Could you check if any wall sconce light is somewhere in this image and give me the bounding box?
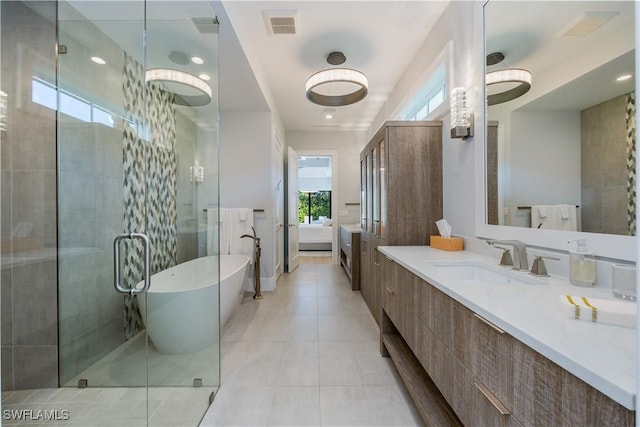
[0,91,8,132]
[190,166,204,183]
[450,87,473,140]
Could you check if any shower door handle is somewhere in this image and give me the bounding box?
[113,233,151,295]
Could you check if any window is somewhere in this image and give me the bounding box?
[298,191,331,224]
[31,76,118,128]
[398,62,446,121]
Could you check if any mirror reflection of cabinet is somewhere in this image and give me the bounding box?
[487,121,499,225]
[359,121,442,325]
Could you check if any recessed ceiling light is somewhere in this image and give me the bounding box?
[325,114,333,120]
[191,56,204,65]
[91,56,106,65]
[199,74,210,81]
[616,74,632,82]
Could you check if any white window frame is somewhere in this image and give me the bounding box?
[394,41,454,122]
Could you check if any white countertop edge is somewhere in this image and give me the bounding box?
[340,224,362,233]
[377,245,636,411]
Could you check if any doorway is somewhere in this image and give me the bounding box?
[295,151,338,265]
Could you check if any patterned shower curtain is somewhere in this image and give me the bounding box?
[122,53,178,339]
[626,91,636,236]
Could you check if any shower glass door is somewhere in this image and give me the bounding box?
[56,1,220,425]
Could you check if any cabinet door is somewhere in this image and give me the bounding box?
[372,146,379,237]
[365,153,372,233]
[381,255,398,326]
[360,158,367,231]
[379,139,386,239]
[370,244,382,325]
[360,232,370,306]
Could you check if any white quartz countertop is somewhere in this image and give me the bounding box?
[377,246,636,410]
[340,224,362,233]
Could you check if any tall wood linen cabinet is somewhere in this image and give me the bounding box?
[360,121,443,325]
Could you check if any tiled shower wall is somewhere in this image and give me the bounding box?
[581,93,630,235]
[1,1,58,390]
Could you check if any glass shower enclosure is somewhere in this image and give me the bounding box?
[55,1,220,425]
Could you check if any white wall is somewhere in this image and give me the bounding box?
[220,111,279,290]
[286,131,368,225]
[505,110,581,227]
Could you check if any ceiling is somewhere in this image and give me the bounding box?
[221,1,450,132]
[485,1,635,112]
[60,1,635,131]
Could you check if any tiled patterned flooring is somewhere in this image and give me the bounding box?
[200,263,421,427]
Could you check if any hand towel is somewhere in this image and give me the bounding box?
[559,294,636,328]
[228,208,254,263]
[558,204,577,231]
[206,208,218,256]
[209,208,230,256]
[239,208,251,221]
[531,205,550,229]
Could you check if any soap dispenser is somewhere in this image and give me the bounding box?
[569,239,596,287]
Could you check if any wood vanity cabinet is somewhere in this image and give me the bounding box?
[339,225,360,290]
[379,256,635,427]
[360,121,442,325]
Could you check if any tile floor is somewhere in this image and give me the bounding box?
[0,262,420,427]
[200,262,422,427]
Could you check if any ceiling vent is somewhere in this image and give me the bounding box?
[262,10,298,35]
[191,17,219,34]
[559,11,619,37]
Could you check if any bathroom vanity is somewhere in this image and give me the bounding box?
[377,246,635,426]
[339,224,361,290]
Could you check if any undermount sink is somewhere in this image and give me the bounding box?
[429,261,547,286]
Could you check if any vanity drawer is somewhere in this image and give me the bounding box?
[340,227,351,258]
[512,339,634,426]
[454,358,523,427]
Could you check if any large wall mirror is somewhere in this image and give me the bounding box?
[481,0,636,261]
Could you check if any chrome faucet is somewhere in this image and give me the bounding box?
[486,240,529,271]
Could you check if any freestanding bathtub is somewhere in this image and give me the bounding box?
[138,254,250,354]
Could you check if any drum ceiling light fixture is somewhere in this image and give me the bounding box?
[485,52,532,106]
[305,51,368,107]
[145,68,212,106]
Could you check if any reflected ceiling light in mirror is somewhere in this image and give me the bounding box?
[486,68,532,106]
[617,74,632,82]
[145,69,212,106]
[91,56,106,65]
[305,52,368,107]
[191,56,204,65]
[199,74,211,81]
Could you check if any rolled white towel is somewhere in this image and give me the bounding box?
[560,294,636,328]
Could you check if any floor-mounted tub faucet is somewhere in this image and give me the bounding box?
[487,239,529,271]
[241,226,263,299]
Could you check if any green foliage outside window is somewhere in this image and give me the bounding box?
[298,191,331,223]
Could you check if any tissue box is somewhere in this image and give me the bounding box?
[430,236,463,251]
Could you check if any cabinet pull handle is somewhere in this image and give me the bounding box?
[473,313,505,334]
[474,381,511,416]
[385,286,395,294]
